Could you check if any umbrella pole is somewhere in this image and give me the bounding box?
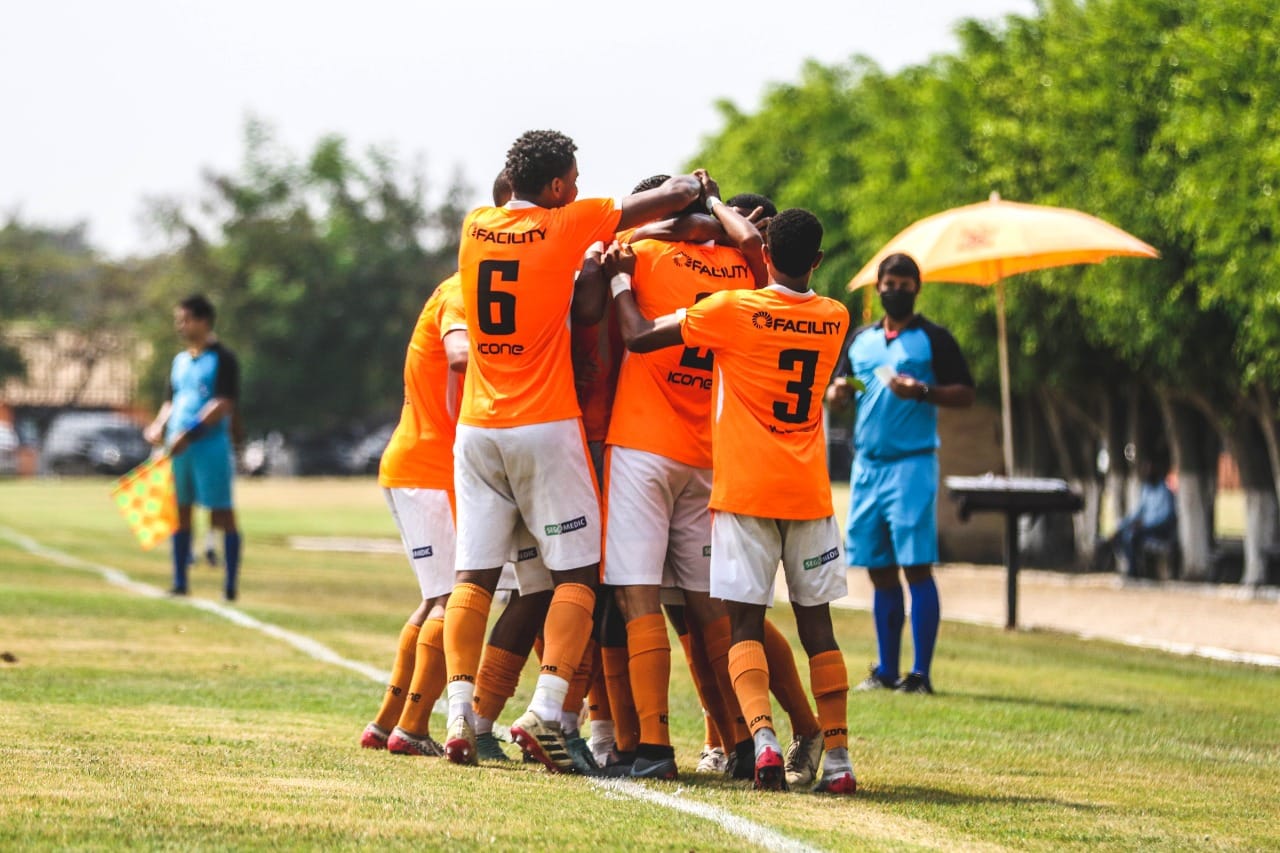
[996,281,1015,476]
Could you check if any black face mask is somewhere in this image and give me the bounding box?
[880,288,916,320]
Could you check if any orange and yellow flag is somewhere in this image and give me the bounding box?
[110,454,178,550]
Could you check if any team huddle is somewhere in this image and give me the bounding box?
[359,129,857,794]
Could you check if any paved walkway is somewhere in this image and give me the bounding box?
[830,564,1280,667]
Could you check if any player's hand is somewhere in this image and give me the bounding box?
[604,240,636,276]
[745,205,772,233]
[168,432,192,457]
[583,240,606,265]
[888,375,925,400]
[693,169,721,203]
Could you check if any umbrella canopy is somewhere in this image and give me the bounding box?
[848,193,1159,289]
[846,193,1159,476]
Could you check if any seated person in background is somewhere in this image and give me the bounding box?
[1113,458,1176,577]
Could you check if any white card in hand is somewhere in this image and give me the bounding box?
[874,365,897,385]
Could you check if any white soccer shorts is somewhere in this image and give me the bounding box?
[709,512,848,607]
[383,487,456,600]
[454,418,601,572]
[602,445,712,592]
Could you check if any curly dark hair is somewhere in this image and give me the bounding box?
[727,192,777,218]
[505,130,577,196]
[765,209,823,277]
[492,170,513,206]
[631,174,670,194]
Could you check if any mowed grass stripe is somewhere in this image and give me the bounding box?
[2,478,1279,850]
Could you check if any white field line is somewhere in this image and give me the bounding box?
[3,526,820,853]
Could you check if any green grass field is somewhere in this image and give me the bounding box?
[2,478,1277,850]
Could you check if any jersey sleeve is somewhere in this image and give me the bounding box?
[679,290,739,351]
[567,198,624,248]
[923,322,975,387]
[213,347,240,400]
[439,285,467,337]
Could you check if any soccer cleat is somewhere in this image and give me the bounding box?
[510,710,573,774]
[387,726,444,757]
[630,755,678,780]
[855,666,897,691]
[813,769,857,795]
[895,672,935,694]
[204,547,219,567]
[475,731,512,762]
[565,734,600,775]
[784,731,824,787]
[444,715,479,766]
[753,745,787,791]
[731,739,755,779]
[696,745,728,774]
[360,722,389,750]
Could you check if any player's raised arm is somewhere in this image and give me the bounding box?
[604,241,685,353]
[570,240,609,326]
[694,170,767,287]
[616,173,702,231]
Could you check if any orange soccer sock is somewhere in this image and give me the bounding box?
[473,644,528,726]
[809,650,850,752]
[763,619,821,737]
[727,640,774,737]
[373,621,421,732]
[397,617,446,737]
[683,623,724,750]
[703,615,751,746]
[443,584,494,699]
[626,613,672,748]
[561,638,599,729]
[601,645,639,753]
[588,644,612,723]
[539,583,596,685]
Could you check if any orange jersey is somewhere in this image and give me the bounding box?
[458,198,622,427]
[571,304,623,442]
[378,274,467,490]
[607,240,753,467]
[679,285,850,519]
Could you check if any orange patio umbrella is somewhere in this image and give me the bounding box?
[848,193,1159,475]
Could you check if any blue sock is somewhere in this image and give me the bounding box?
[224,531,241,599]
[171,530,192,593]
[908,577,941,677]
[872,585,905,682]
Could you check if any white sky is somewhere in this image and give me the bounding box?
[2,0,1035,259]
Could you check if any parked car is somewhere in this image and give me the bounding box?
[346,422,395,475]
[43,412,151,476]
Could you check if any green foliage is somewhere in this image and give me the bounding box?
[151,119,467,432]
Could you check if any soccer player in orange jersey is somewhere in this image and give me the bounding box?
[608,203,856,794]
[443,129,703,772]
[600,174,766,780]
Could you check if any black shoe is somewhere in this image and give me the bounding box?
[204,548,219,567]
[895,672,934,694]
[167,587,188,597]
[855,666,897,691]
[731,739,755,779]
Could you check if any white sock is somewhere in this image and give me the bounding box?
[446,681,475,725]
[559,710,580,733]
[473,715,494,736]
[752,727,781,755]
[590,719,615,755]
[823,746,853,775]
[528,674,570,723]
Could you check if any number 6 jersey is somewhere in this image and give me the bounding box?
[458,198,622,428]
[679,284,850,520]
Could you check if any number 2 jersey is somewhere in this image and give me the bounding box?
[457,198,622,428]
[679,284,850,520]
[607,239,753,468]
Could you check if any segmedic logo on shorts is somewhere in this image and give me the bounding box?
[803,547,840,570]
[412,545,433,559]
[517,546,538,561]
[544,516,588,536]
[702,546,711,557]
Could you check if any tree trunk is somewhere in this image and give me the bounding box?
[1235,411,1280,587]
[1156,391,1218,581]
[1040,389,1102,569]
[1256,384,1280,524]
[1103,390,1129,532]
[1017,395,1077,567]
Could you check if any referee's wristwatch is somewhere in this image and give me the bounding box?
[918,383,931,402]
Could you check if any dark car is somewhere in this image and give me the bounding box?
[43,412,151,476]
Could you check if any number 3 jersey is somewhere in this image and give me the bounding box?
[679,285,849,520]
[607,239,753,468]
[458,198,622,428]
